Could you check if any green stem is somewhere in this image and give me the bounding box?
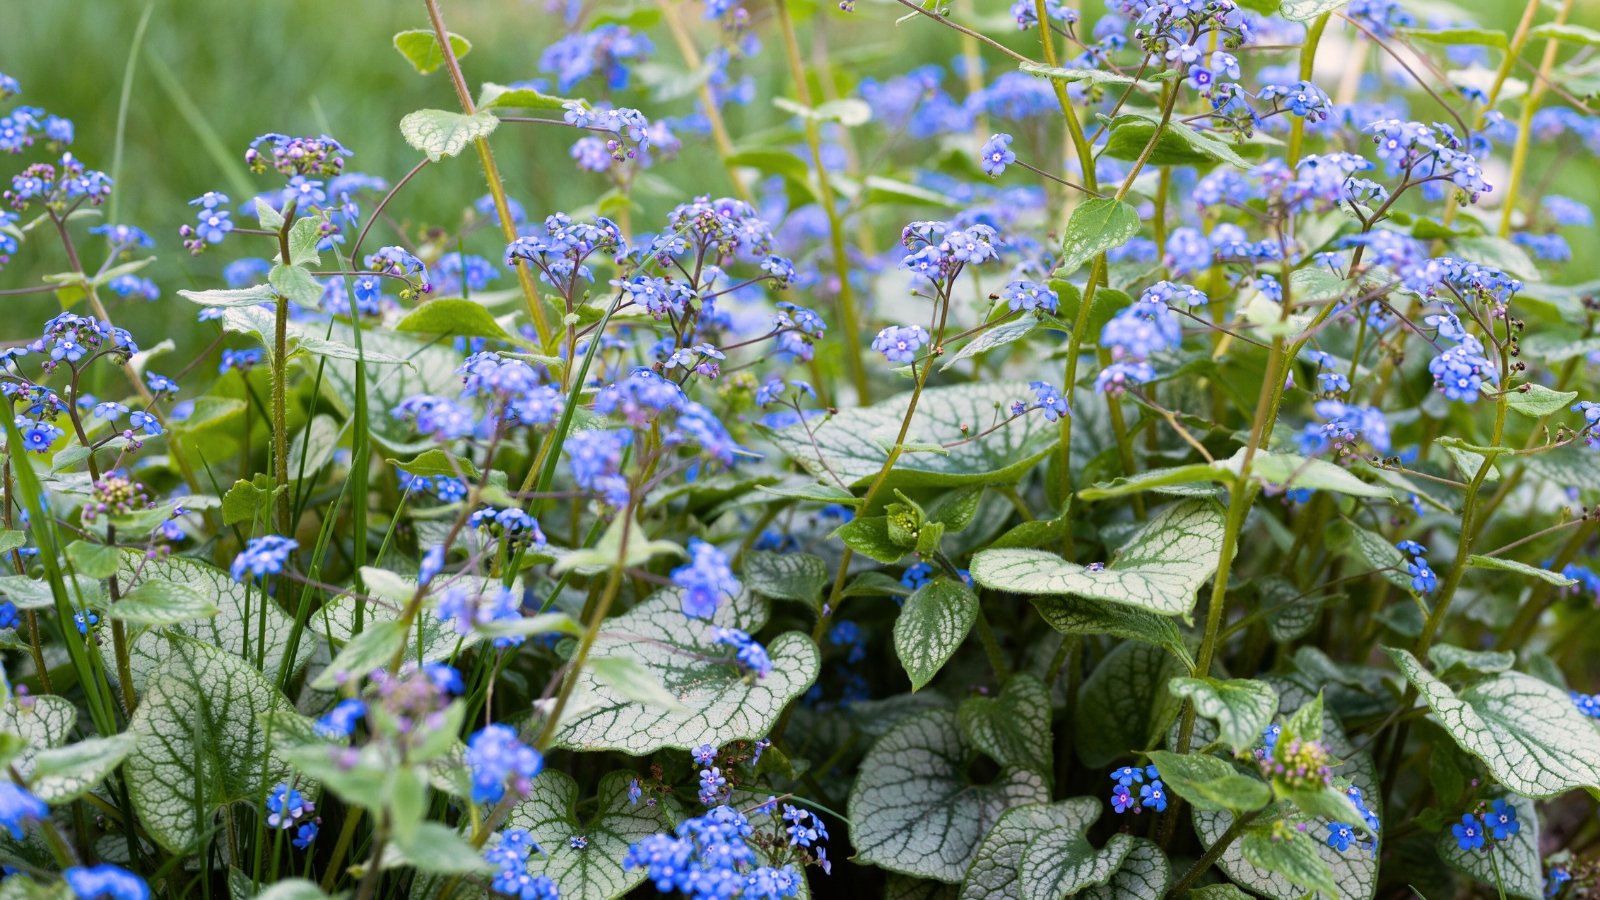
[1286,14,1329,168]
[1498,0,1573,238]
[272,222,294,539]
[973,606,1011,681]
[655,0,753,204]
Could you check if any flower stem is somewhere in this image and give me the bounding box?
[1497,0,1573,238]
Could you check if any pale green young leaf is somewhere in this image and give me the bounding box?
[477,81,575,111]
[587,656,688,712]
[1504,384,1579,418]
[107,579,219,626]
[400,109,499,162]
[940,317,1037,371]
[1239,828,1338,898]
[29,733,138,803]
[1146,750,1271,813]
[392,29,472,75]
[310,619,408,691]
[1529,22,1600,47]
[395,298,515,342]
[1055,199,1141,276]
[64,541,120,579]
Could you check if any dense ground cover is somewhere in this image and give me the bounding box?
[1,0,1600,898]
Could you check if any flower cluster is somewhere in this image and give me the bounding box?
[1453,799,1520,851]
[624,805,804,900]
[1109,765,1168,814]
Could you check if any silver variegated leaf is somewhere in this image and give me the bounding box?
[852,709,1049,883]
[552,588,818,754]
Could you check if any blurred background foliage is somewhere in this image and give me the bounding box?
[3,0,1599,348]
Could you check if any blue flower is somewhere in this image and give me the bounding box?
[229,535,298,582]
[980,133,1016,176]
[672,539,740,620]
[0,782,48,838]
[264,782,314,830]
[1110,783,1137,813]
[713,627,773,678]
[63,864,150,900]
[1484,799,1520,841]
[1139,780,1168,812]
[871,325,929,364]
[1452,813,1485,851]
[465,724,544,805]
[1326,822,1354,852]
[693,744,717,767]
[901,563,933,591]
[315,698,366,739]
[1000,280,1057,314]
[293,819,319,850]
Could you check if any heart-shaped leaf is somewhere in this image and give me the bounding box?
[851,709,1049,883]
[971,499,1227,617]
[506,771,677,900]
[895,579,978,691]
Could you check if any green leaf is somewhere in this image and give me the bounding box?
[253,881,333,900]
[1168,677,1278,753]
[552,588,817,753]
[64,541,120,579]
[970,499,1227,617]
[1239,828,1338,899]
[269,262,322,307]
[125,635,306,853]
[395,298,514,341]
[287,414,341,479]
[1389,648,1600,797]
[1437,794,1542,899]
[1102,111,1250,170]
[1524,444,1600,492]
[388,447,480,481]
[1520,333,1600,364]
[1190,885,1255,900]
[960,798,1136,899]
[1217,449,1392,499]
[1076,838,1170,900]
[550,514,682,574]
[754,479,858,504]
[959,674,1053,781]
[895,579,978,691]
[28,733,138,803]
[0,531,22,556]
[1530,22,1600,47]
[310,619,408,691]
[477,81,575,111]
[392,29,472,75]
[940,317,1037,371]
[1504,384,1579,418]
[1280,0,1352,21]
[284,216,322,267]
[399,109,499,162]
[1019,61,1163,90]
[989,501,1072,550]
[1030,595,1191,665]
[851,709,1049,883]
[222,474,282,526]
[831,516,905,564]
[1077,464,1221,501]
[177,284,276,308]
[1400,27,1509,50]
[254,198,285,230]
[741,550,829,609]
[768,381,1060,488]
[1146,750,1272,813]
[1467,554,1577,586]
[107,579,219,626]
[1055,199,1142,276]
[1074,641,1184,768]
[1327,519,1412,590]
[392,821,496,875]
[507,770,677,899]
[1427,643,1515,677]
[773,96,871,126]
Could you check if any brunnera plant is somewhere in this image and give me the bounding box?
[0,0,1598,897]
